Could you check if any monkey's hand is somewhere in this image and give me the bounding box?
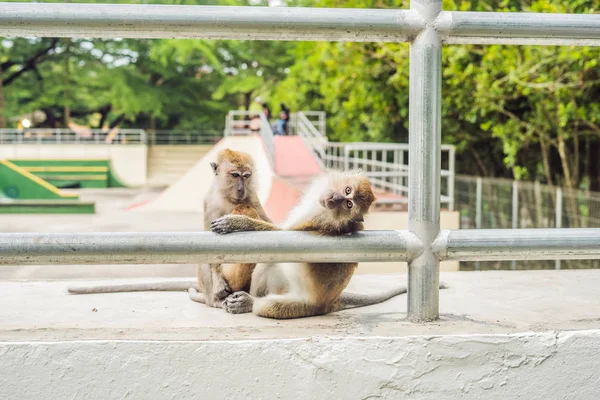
[223,291,254,314]
[211,215,277,234]
[211,215,247,234]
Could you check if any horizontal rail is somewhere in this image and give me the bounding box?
[2,229,600,265]
[0,231,421,265]
[0,128,146,144]
[438,228,600,261]
[0,3,423,42]
[0,4,597,46]
[438,11,600,46]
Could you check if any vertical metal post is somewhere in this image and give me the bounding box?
[393,150,399,195]
[407,0,442,322]
[344,147,350,171]
[555,187,563,270]
[475,177,483,271]
[511,180,519,270]
[383,150,388,187]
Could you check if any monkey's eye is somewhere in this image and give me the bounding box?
[346,201,354,209]
[345,186,352,195]
[231,172,240,178]
[243,173,252,179]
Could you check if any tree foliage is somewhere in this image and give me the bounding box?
[1,0,599,190]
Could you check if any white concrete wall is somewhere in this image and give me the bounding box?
[0,144,147,187]
[360,210,460,273]
[1,331,598,399]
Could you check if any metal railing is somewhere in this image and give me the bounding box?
[1,2,599,323]
[0,128,146,144]
[148,130,223,145]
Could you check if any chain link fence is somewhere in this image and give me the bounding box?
[455,175,600,271]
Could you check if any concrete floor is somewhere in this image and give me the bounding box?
[1,270,599,342]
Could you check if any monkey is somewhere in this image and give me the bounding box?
[67,148,271,302]
[193,169,443,319]
[196,149,271,306]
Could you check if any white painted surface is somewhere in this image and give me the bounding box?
[0,144,147,186]
[134,136,273,212]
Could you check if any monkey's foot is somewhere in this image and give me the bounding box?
[210,215,239,234]
[223,292,254,314]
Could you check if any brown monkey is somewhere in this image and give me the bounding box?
[200,170,430,319]
[197,148,271,306]
[67,148,270,301]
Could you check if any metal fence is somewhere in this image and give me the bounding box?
[148,130,223,145]
[0,128,146,144]
[455,175,600,271]
[0,2,600,323]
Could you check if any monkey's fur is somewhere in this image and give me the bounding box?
[192,170,425,319]
[67,148,270,300]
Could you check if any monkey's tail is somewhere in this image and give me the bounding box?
[339,282,448,310]
[67,280,198,294]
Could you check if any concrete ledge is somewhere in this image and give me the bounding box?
[1,332,599,399]
[1,271,600,399]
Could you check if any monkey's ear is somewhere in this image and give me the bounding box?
[210,162,218,175]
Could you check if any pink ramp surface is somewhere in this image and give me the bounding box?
[273,136,322,178]
[264,176,303,224]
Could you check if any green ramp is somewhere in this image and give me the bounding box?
[0,159,95,214]
[9,159,127,189]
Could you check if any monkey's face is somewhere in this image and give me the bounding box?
[318,176,376,228]
[219,162,254,203]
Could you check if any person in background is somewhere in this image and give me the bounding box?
[273,103,290,136]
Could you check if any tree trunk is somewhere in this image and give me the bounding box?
[539,136,553,186]
[557,135,574,189]
[243,92,252,111]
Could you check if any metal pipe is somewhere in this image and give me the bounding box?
[437,228,600,261]
[0,231,422,266]
[407,0,442,322]
[0,3,423,41]
[437,11,600,46]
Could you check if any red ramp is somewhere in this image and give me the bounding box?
[263,136,324,223]
[273,136,322,178]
